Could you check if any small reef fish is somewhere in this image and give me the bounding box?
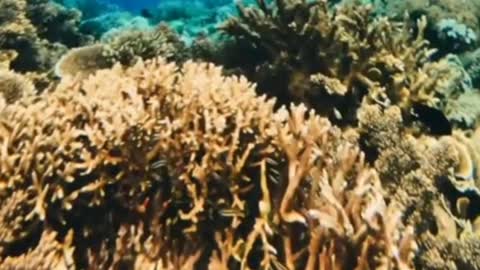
[412,103,452,135]
[140,9,154,19]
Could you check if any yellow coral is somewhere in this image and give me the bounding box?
[0,50,17,71]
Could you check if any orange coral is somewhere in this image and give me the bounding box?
[0,57,414,268]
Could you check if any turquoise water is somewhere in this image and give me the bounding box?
[58,0,242,40]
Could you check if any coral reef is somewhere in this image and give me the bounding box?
[366,0,480,54]
[435,18,477,53]
[357,104,455,224]
[55,23,188,79]
[0,57,416,269]
[0,230,74,269]
[416,200,480,270]
[2,0,480,268]
[460,48,480,88]
[101,23,187,66]
[0,0,92,73]
[148,0,240,41]
[218,0,462,126]
[0,70,35,104]
[357,103,480,270]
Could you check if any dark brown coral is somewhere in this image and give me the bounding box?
[218,0,460,126]
[0,0,92,72]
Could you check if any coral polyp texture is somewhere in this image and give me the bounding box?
[2,0,480,269]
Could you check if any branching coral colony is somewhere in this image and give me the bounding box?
[0,57,416,269]
[219,0,471,127]
[1,0,480,269]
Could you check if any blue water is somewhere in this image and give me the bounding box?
[104,0,159,12]
[60,0,243,41]
[89,0,236,13]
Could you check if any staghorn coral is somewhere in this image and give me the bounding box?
[0,188,42,257]
[0,230,74,269]
[298,144,416,270]
[87,223,204,269]
[0,57,414,268]
[219,0,458,125]
[0,50,17,71]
